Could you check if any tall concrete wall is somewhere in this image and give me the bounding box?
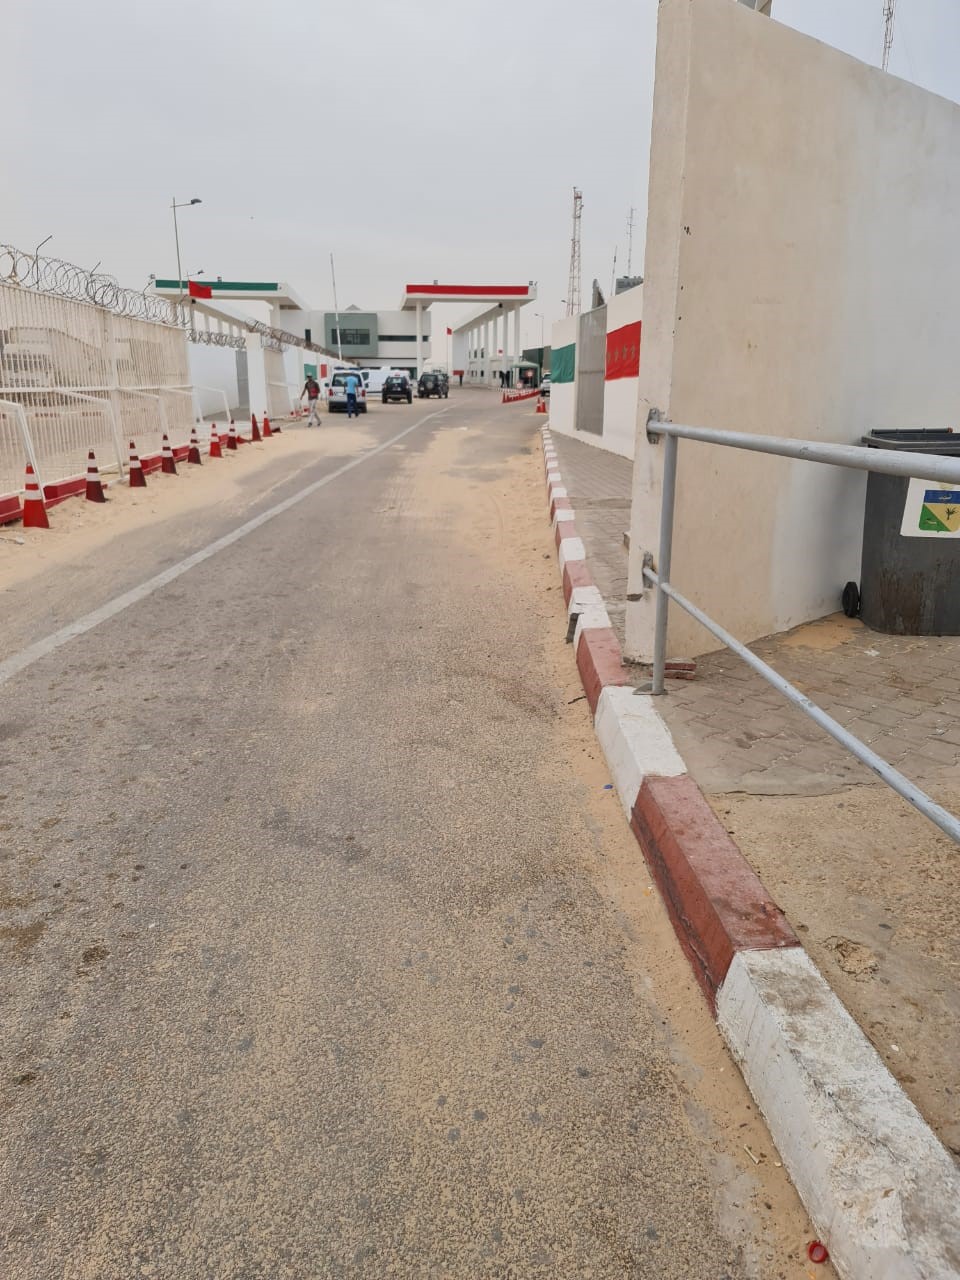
[601,285,643,459]
[547,314,579,438]
[626,0,960,660]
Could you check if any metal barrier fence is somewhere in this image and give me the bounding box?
[644,419,960,844]
[0,277,192,494]
[0,239,343,496]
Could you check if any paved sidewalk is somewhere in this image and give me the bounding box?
[550,435,632,639]
[550,428,960,1162]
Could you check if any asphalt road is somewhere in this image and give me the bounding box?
[0,394,809,1278]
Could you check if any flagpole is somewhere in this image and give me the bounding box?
[330,253,343,363]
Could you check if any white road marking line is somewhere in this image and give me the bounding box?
[0,410,450,688]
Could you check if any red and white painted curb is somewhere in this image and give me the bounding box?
[540,425,960,1280]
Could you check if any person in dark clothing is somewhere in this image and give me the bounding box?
[301,375,322,426]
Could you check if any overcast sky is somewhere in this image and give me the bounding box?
[6,0,960,347]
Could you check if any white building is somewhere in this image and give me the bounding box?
[298,306,432,378]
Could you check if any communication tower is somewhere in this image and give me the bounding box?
[882,0,897,71]
[626,207,637,276]
[565,188,583,317]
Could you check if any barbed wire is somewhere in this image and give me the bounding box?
[0,243,329,356]
[0,244,176,324]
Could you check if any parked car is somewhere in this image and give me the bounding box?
[540,373,551,397]
[382,374,412,404]
[418,370,448,399]
[327,370,368,414]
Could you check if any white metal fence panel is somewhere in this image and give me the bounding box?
[0,278,192,495]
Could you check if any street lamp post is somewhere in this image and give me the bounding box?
[171,197,202,314]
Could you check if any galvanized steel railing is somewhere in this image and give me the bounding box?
[644,417,960,844]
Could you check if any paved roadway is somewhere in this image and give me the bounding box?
[0,394,809,1278]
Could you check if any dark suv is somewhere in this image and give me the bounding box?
[382,374,412,404]
[418,370,448,399]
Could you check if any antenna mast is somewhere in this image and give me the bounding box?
[626,206,637,276]
[882,0,896,72]
[565,188,582,318]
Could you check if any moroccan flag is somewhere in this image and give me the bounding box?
[188,279,213,299]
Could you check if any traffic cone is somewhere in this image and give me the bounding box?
[227,422,238,451]
[85,450,106,502]
[187,426,203,465]
[129,441,147,487]
[209,425,223,459]
[161,434,178,475]
[250,412,262,443]
[536,397,547,415]
[21,463,49,529]
[262,413,273,438]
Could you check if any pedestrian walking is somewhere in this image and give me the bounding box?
[344,371,360,419]
[301,374,322,426]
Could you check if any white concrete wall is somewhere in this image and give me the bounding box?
[600,285,643,460]
[626,0,960,660]
[547,314,579,438]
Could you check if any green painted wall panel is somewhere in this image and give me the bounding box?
[552,343,576,383]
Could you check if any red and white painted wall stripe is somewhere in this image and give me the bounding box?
[539,425,960,1280]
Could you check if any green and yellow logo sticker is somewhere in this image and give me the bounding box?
[919,489,960,532]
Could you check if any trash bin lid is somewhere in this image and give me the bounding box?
[863,428,960,454]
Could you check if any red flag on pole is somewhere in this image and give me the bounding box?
[446,327,452,335]
[188,280,213,299]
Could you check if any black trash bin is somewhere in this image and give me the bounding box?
[856,429,960,635]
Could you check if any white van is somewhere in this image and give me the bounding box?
[360,369,398,396]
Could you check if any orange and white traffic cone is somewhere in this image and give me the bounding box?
[129,441,147,487]
[187,425,203,465]
[227,422,238,451]
[262,413,273,438]
[85,449,107,502]
[250,412,262,443]
[161,434,178,475]
[536,397,547,415]
[21,463,49,529]
[209,425,223,458]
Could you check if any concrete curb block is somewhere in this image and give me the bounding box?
[538,425,960,1279]
[718,949,960,1280]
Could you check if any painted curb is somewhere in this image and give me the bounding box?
[538,425,960,1280]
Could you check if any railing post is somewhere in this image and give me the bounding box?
[652,431,678,695]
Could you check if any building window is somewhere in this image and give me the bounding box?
[332,328,370,345]
[379,334,416,343]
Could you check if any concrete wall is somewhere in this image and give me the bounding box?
[547,314,579,437]
[600,285,643,459]
[626,0,960,660]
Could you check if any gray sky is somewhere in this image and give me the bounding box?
[6,0,960,348]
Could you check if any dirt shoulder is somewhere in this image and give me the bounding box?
[709,783,960,1161]
[407,413,835,1277]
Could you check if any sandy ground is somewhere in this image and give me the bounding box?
[710,783,960,1160]
[407,418,834,1277]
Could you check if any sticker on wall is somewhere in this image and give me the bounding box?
[901,478,960,537]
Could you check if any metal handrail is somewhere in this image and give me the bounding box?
[644,419,960,845]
